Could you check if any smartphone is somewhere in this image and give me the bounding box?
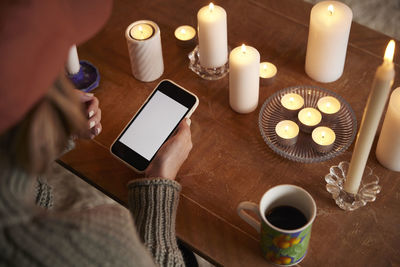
[110,79,199,173]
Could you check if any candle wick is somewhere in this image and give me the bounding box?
[328,5,334,16]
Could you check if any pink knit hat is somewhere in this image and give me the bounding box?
[0,0,112,133]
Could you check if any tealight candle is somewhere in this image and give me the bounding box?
[275,120,299,146]
[312,126,336,153]
[174,25,196,46]
[281,93,304,117]
[130,23,154,40]
[259,62,277,85]
[298,107,322,133]
[317,96,341,120]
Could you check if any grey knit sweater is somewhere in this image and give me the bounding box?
[0,168,185,266]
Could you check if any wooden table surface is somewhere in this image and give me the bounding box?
[60,0,400,266]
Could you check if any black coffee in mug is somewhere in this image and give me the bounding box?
[265,205,308,230]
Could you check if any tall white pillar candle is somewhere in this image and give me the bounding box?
[376,87,400,171]
[197,3,228,68]
[66,45,80,75]
[229,44,260,113]
[344,40,395,194]
[305,1,352,83]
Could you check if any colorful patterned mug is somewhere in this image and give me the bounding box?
[237,184,316,265]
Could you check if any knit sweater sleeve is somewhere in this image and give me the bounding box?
[128,178,185,267]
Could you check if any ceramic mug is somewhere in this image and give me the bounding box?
[237,184,316,266]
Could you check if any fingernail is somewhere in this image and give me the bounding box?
[85,93,94,97]
[186,118,191,126]
[88,110,94,118]
[89,121,95,129]
[96,127,101,135]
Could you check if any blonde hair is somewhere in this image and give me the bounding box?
[0,74,87,174]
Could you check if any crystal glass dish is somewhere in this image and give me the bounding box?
[258,86,357,163]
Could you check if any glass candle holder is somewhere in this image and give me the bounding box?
[325,161,381,211]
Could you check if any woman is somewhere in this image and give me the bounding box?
[0,0,191,266]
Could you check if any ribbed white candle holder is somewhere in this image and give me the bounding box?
[125,20,164,82]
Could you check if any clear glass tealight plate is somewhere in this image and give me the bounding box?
[258,86,357,163]
[325,161,381,211]
[188,45,229,80]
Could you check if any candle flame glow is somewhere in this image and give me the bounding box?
[322,131,326,138]
[289,97,294,102]
[209,2,214,12]
[326,102,331,108]
[241,44,246,54]
[284,126,289,132]
[328,5,334,15]
[180,28,186,35]
[138,25,143,32]
[384,40,395,63]
[263,64,267,70]
[307,111,311,117]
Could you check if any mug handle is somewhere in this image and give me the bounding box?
[237,201,261,233]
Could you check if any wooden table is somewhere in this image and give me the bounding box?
[60,0,400,266]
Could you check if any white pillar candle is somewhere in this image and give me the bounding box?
[66,45,80,75]
[174,25,196,42]
[344,40,395,194]
[376,87,400,172]
[298,107,322,133]
[312,126,336,153]
[275,120,299,146]
[197,3,228,68]
[305,1,353,83]
[281,93,304,116]
[259,62,277,84]
[229,44,260,113]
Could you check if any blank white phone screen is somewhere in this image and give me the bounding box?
[120,91,188,160]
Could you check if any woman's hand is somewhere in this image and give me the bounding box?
[74,90,102,139]
[145,118,193,180]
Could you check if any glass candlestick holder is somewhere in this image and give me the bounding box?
[325,161,381,211]
[188,45,229,80]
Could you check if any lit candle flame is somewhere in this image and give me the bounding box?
[307,111,311,117]
[180,28,186,35]
[322,131,326,138]
[263,64,267,70]
[284,126,289,132]
[241,44,246,54]
[138,25,143,32]
[384,40,395,63]
[289,97,294,102]
[209,2,214,12]
[326,102,331,108]
[328,5,334,16]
